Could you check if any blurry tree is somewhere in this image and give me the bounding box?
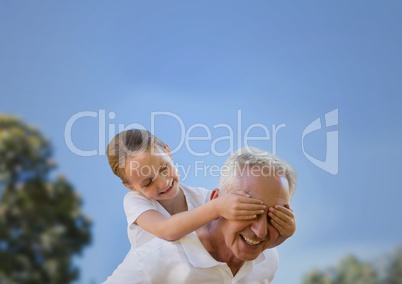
[303,255,378,284]
[302,268,332,284]
[0,115,91,284]
[386,247,402,284]
[334,255,378,284]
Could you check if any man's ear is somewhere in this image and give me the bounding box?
[210,188,220,201]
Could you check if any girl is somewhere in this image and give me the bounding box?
[106,129,295,248]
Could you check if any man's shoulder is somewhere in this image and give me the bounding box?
[130,231,210,266]
[104,239,188,283]
[130,236,184,259]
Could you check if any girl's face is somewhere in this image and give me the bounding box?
[123,146,180,201]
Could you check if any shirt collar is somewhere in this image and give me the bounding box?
[180,232,222,268]
[180,232,266,269]
[254,250,266,264]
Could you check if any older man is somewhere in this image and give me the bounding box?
[104,147,297,283]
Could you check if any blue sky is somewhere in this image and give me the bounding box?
[1,1,402,283]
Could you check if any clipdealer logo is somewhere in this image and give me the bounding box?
[302,109,339,175]
[64,109,339,175]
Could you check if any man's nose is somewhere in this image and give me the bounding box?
[250,215,268,239]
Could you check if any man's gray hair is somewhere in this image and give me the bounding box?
[218,147,297,198]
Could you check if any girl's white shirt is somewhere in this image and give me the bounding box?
[123,183,211,248]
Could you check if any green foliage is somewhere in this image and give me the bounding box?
[302,268,332,284]
[0,115,53,182]
[386,247,402,284]
[334,255,378,284]
[0,115,91,284]
[303,247,402,284]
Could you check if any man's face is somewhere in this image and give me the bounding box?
[219,170,290,261]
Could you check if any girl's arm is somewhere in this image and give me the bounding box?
[267,204,296,248]
[136,191,266,241]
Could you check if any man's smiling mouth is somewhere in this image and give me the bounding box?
[240,234,262,246]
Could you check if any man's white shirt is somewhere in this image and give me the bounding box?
[104,231,279,284]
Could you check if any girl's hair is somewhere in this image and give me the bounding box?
[218,147,297,199]
[106,129,166,183]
